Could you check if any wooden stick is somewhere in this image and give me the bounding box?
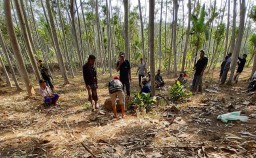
[81,143,96,158]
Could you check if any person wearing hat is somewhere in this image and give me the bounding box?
[108,76,125,118]
[117,52,131,97]
[234,54,247,83]
[39,79,59,105]
[141,77,151,94]
[83,55,98,111]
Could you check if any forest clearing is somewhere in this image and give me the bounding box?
[1,0,256,157]
[0,68,256,157]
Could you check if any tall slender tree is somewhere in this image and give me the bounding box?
[149,0,155,96]
[224,0,230,58]
[123,0,130,59]
[138,0,145,58]
[181,0,191,72]
[46,0,69,84]
[0,30,21,90]
[173,0,179,76]
[0,53,11,87]
[229,0,237,55]
[228,0,246,84]
[14,0,40,80]
[4,0,34,96]
[158,0,163,70]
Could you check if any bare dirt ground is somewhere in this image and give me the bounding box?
[0,68,256,158]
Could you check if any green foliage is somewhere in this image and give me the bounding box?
[133,93,157,112]
[250,33,256,48]
[169,81,192,102]
[214,23,225,44]
[249,5,256,22]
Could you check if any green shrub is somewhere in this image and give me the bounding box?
[169,81,192,102]
[133,92,157,112]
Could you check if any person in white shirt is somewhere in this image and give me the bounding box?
[39,80,59,105]
[137,58,147,88]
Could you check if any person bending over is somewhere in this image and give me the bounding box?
[38,60,54,90]
[108,76,125,118]
[234,54,247,83]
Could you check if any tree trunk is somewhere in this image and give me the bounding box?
[227,0,246,84]
[106,0,112,77]
[181,0,191,72]
[70,0,83,66]
[173,0,178,77]
[149,0,155,96]
[123,0,130,59]
[46,0,69,84]
[251,49,256,78]
[0,30,21,90]
[14,0,41,81]
[158,0,163,70]
[138,0,145,58]
[229,0,237,56]
[0,54,11,87]
[4,0,34,96]
[224,0,231,58]
[95,0,104,70]
[57,0,74,78]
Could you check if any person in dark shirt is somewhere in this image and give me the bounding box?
[141,77,151,94]
[83,55,98,111]
[38,60,54,90]
[221,53,232,84]
[117,52,131,97]
[191,50,208,93]
[220,56,229,81]
[234,54,247,83]
[155,69,165,88]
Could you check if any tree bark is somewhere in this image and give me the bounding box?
[70,0,83,66]
[0,54,11,87]
[227,0,246,84]
[158,0,163,70]
[46,0,69,84]
[14,0,41,81]
[123,0,130,59]
[106,0,112,77]
[4,0,34,96]
[138,0,145,58]
[0,30,21,90]
[229,0,237,56]
[251,50,256,78]
[149,0,155,96]
[181,0,191,72]
[173,0,179,77]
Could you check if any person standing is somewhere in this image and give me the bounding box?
[220,53,232,84]
[234,54,247,83]
[191,50,208,93]
[83,55,98,111]
[137,58,146,88]
[220,56,229,81]
[38,60,54,90]
[117,52,131,97]
[108,76,125,118]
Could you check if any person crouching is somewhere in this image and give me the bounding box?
[108,76,125,118]
[39,80,59,105]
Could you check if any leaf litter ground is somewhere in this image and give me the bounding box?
[0,68,256,157]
